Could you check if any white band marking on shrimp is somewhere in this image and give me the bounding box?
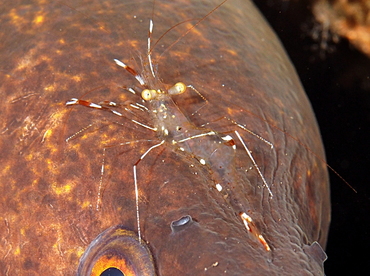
[177,131,216,143]
[235,130,273,198]
[131,119,157,131]
[96,148,106,211]
[148,19,156,78]
[133,140,165,242]
[114,58,145,86]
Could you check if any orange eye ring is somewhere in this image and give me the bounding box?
[77,226,156,276]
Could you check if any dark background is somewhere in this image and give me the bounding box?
[253,0,370,274]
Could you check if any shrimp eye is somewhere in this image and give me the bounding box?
[168,82,186,95]
[142,89,157,101]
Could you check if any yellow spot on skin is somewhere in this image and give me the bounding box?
[14,246,21,255]
[44,84,55,92]
[130,40,139,48]
[1,165,11,175]
[50,110,65,122]
[72,75,81,82]
[17,56,31,70]
[52,241,59,250]
[82,201,91,209]
[33,15,44,25]
[226,49,238,56]
[42,128,52,141]
[25,153,33,162]
[101,132,110,140]
[31,179,39,188]
[45,158,57,173]
[52,183,72,195]
[186,23,202,37]
[70,142,81,151]
[9,8,21,24]
[76,246,86,258]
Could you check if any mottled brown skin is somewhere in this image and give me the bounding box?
[0,0,330,275]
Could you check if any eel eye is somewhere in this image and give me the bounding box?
[77,225,156,276]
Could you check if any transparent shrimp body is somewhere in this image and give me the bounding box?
[134,60,249,215]
[136,62,271,250]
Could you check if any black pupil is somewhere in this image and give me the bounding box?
[100,267,124,276]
